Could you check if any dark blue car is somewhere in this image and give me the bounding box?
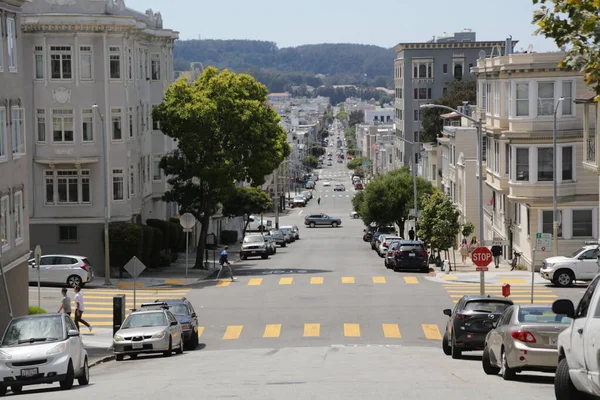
[144,298,199,350]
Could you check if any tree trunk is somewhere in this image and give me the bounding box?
[193,212,211,269]
[397,219,406,238]
[242,214,250,238]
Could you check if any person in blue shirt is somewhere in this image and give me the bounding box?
[217,246,235,281]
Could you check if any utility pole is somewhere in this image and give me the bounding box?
[275,165,280,229]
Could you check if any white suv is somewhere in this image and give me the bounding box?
[28,255,94,287]
[539,245,599,287]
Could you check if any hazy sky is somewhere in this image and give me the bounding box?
[125,0,558,52]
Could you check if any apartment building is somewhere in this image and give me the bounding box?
[394,30,512,168]
[0,0,29,331]
[473,52,597,270]
[21,0,179,278]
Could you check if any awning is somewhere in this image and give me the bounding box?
[34,157,99,166]
[574,90,598,104]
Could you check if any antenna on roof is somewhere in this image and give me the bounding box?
[526,44,534,53]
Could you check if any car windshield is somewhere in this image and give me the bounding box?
[121,312,167,329]
[169,304,189,316]
[463,301,512,313]
[270,230,283,236]
[517,307,572,324]
[244,236,264,243]
[2,316,63,346]
[399,244,424,252]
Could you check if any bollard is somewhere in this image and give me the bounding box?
[113,294,126,335]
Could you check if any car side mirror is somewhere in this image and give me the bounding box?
[171,321,178,326]
[67,329,80,337]
[443,309,452,317]
[114,325,121,330]
[552,299,575,319]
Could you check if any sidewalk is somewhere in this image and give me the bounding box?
[81,329,114,367]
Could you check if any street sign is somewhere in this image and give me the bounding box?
[123,256,146,310]
[535,232,552,252]
[34,245,42,308]
[180,213,196,229]
[476,266,489,272]
[471,247,493,267]
[483,239,510,246]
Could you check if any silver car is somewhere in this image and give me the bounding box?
[482,305,571,380]
[113,306,183,361]
[0,313,89,395]
[281,225,300,240]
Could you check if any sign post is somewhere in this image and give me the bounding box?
[532,233,552,303]
[123,257,146,310]
[471,247,493,295]
[180,213,197,278]
[34,245,42,308]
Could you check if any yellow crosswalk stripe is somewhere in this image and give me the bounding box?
[344,323,360,337]
[310,277,324,284]
[216,280,231,287]
[441,276,458,281]
[163,280,188,285]
[342,277,355,284]
[248,278,263,286]
[449,294,557,298]
[222,325,243,340]
[263,324,281,338]
[499,279,526,284]
[197,326,205,338]
[382,324,401,338]
[404,277,419,284]
[372,276,387,284]
[422,324,442,340]
[117,282,145,288]
[279,277,293,285]
[303,323,320,337]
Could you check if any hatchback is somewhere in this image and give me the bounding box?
[28,255,94,287]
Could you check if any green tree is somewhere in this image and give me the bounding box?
[351,190,365,214]
[311,146,325,157]
[336,111,348,120]
[154,67,290,268]
[418,191,462,252]
[221,186,273,237]
[303,155,318,168]
[532,0,600,98]
[347,157,370,170]
[348,110,364,127]
[420,80,477,143]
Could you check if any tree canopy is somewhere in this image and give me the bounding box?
[420,80,477,143]
[532,0,600,99]
[221,186,273,236]
[154,66,289,267]
[349,110,365,127]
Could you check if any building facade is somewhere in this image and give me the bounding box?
[21,0,178,277]
[394,30,512,167]
[473,52,597,270]
[0,0,29,331]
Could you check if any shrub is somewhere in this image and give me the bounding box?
[169,217,186,253]
[171,253,179,263]
[29,306,47,315]
[140,225,155,267]
[146,219,169,251]
[104,223,144,269]
[220,230,238,245]
[149,228,163,268]
[158,253,172,268]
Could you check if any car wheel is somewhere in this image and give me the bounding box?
[67,275,82,288]
[309,222,316,228]
[10,385,22,394]
[59,360,75,390]
[190,330,199,350]
[0,385,6,396]
[129,353,138,359]
[261,254,268,259]
[115,354,124,361]
[354,214,359,219]
[78,358,90,385]
[451,334,462,359]
[554,270,574,287]
[555,358,581,400]
[282,243,286,247]
[332,222,338,228]
[420,267,430,273]
[163,338,173,357]
[482,346,500,375]
[175,338,184,354]
[500,349,516,380]
[241,255,247,260]
[442,333,451,356]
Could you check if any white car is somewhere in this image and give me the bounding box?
[539,245,599,287]
[350,211,360,219]
[0,313,89,395]
[28,255,94,287]
[323,181,331,187]
[377,236,403,258]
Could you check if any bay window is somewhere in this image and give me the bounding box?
[516,148,529,181]
[562,81,573,115]
[537,148,553,181]
[79,45,92,81]
[14,191,23,244]
[36,109,46,143]
[11,107,25,155]
[52,109,74,143]
[34,46,44,80]
[493,81,500,115]
[516,82,529,116]
[0,196,9,250]
[0,108,6,158]
[111,108,123,140]
[7,18,16,72]
[562,146,573,181]
[537,82,555,116]
[572,210,593,237]
[50,46,72,80]
[109,46,121,79]
[112,168,124,201]
[45,170,91,205]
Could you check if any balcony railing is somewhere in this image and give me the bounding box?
[587,137,596,164]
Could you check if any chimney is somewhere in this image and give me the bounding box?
[505,36,513,56]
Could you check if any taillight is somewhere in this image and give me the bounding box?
[395,251,401,256]
[456,314,472,320]
[382,242,387,247]
[419,251,428,258]
[387,251,393,256]
[80,263,89,272]
[512,330,536,343]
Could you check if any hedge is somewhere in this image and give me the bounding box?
[146,219,169,251]
[221,230,238,245]
[29,306,47,315]
[170,217,186,252]
[105,223,144,270]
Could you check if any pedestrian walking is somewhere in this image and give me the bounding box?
[217,246,236,281]
[73,286,92,332]
[491,245,502,268]
[408,227,415,241]
[57,287,72,317]
[459,238,469,264]
[469,237,479,255]
[317,197,321,205]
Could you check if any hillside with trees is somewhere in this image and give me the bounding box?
[173,39,396,94]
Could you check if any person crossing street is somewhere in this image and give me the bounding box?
[217,246,236,281]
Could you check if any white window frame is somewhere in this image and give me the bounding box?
[0,195,10,252]
[537,81,555,117]
[0,19,3,72]
[485,83,491,114]
[0,107,6,160]
[49,46,73,80]
[11,107,25,156]
[152,155,162,181]
[493,81,500,117]
[112,168,125,202]
[561,145,574,181]
[111,108,123,141]
[514,203,521,226]
[515,81,529,117]
[13,191,23,246]
[81,108,94,143]
[34,45,44,80]
[44,169,91,206]
[51,109,74,144]
[561,80,574,116]
[511,143,577,184]
[36,109,46,143]
[151,53,161,80]
[7,18,16,72]
[109,46,121,80]
[513,146,530,182]
[79,45,93,81]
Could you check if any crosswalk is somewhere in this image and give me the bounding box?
[442,283,558,304]
[213,276,422,287]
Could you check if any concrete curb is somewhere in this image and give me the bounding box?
[89,354,115,368]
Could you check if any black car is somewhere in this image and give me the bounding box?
[143,298,200,350]
[443,295,514,359]
[392,241,429,273]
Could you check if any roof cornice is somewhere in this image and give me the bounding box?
[394,41,512,53]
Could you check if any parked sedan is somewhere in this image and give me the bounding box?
[443,295,514,359]
[280,225,300,240]
[268,230,287,247]
[377,235,403,258]
[482,305,571,380]
[262,235,277,255]
[293,196,306,207]
[279,227,296,243]
[0,313,89,395]
[384,242,400,268]
[240,235,269,259]
[141,299,200,350]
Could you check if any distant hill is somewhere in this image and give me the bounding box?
[173,39,396,93]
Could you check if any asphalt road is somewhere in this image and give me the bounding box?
[20,154,565,398]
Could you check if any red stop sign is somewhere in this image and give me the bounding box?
[471,247,493,267]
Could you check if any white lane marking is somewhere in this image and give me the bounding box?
[325,195,329,198]
[298,210,303,215]
[346,195,349,197]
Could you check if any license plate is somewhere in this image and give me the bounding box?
[132,342,143,349]
[550,337,557,346]
[409,253,415,257]
[21,368,38,378]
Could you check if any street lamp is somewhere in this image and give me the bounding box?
[92,104,112,286]
[421,103,485,295]
[552,97,565,257]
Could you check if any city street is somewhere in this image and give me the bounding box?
[23,158,578,399]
